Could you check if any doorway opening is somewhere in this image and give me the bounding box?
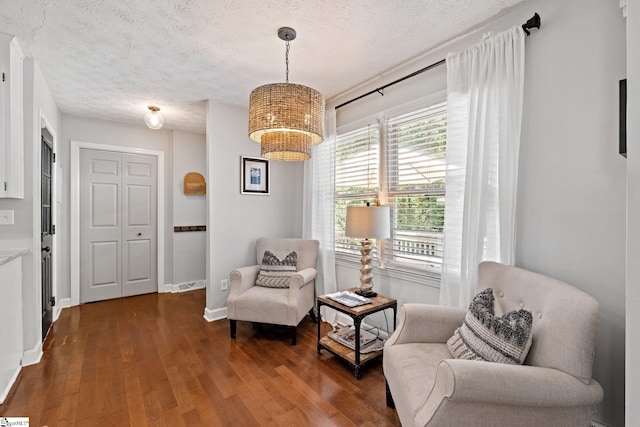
[41,128,54,340]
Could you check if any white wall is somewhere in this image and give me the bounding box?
[60,115,174,297]
[626,1,639,424]
[205,101,304,317]
[514,2,626,425]
[0,58,61,360]
[330,0,626,425]
[172,130,206,285]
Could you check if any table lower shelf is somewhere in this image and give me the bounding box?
[318,336,383,366]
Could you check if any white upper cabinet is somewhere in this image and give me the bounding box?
[0,33,24,199]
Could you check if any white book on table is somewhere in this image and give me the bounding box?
[325,291,371,307]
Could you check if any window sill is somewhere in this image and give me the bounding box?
[335,255,441,289]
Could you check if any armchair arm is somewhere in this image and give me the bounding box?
[417,359,604,425]
[289,267,317,289]
[385,304,466,347]
[229,265,260,297]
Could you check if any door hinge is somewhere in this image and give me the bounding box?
[50,296,56,307]
[2,72,5,82]
[52,225,56,235]
[3,181,6,191]
[53,153,56,163]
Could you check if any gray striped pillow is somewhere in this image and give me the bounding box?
[447,288,533,365]
[255,250,297,288]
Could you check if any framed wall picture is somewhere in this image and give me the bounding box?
[241,156,270,195]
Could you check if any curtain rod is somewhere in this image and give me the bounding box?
[335,13,541,110]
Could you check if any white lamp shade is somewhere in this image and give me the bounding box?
[345,205,391,239]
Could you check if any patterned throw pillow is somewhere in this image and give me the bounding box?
[255,250,298,288]
[447,288,533,365]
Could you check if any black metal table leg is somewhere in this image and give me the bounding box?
[354,316,362,378]
[393,305,397,331]
[317,301,323,354]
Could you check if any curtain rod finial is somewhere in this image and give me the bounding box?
[522,12,541,36]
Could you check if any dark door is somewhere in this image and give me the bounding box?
[41,133,54,341]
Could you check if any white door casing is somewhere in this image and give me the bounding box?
[71,141,165,307]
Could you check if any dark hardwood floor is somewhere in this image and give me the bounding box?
[0,290,402,426]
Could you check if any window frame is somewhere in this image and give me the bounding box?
[334,92,447,279]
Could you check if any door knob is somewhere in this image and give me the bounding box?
[42,246,50,252]
[137,233,142,236]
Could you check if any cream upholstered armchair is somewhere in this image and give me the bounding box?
[384,261,604,426]
[227,237,319,345]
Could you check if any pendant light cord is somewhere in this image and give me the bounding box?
[285,39,291,83]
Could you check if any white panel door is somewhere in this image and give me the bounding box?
[79,149,157,303]
[122,154,157,297]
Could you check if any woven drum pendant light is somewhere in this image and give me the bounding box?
[248,27,325,161]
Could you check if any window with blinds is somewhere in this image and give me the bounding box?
[335,125,380,256]
[334,99,447,274]
[386,101,446,272]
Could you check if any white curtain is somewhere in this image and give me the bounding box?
[440,26,526,308]
[303,107,338,322]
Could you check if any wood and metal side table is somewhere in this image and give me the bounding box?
[317,289,397,379]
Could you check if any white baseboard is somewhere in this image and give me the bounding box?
[161,280,206,294]
[172,280,206,293]
[204,307,227,322]
[0,365,21,404]
[22,340,43,367]
[53,297,71,322]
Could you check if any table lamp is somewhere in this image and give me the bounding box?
[345,203,391,297]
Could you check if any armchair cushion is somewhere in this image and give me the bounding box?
[447,288,533,365]
[384,343,453,425]
[256,250,298,288]
[229,286,295,326]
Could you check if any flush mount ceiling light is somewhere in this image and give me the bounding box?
[248,27,325,161]
[144,106,165,130]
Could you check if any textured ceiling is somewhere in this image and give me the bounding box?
[0,0,528,134]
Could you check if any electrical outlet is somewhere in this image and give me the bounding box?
[220,279,228,291]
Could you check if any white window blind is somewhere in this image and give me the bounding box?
[335,125,380,256]
[334,99,447,275]
[386,101,447,272]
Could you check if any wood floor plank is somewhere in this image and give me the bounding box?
[227,359,275,406]
[0,290,401,426]
[233,381,282,425]
[143,390,168,427]
[192,394,224,427]
[164,365,190,410]
[274,365,343,417]
[123,364,149,427]
[326,411,358,427]
[269,374,340,426]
